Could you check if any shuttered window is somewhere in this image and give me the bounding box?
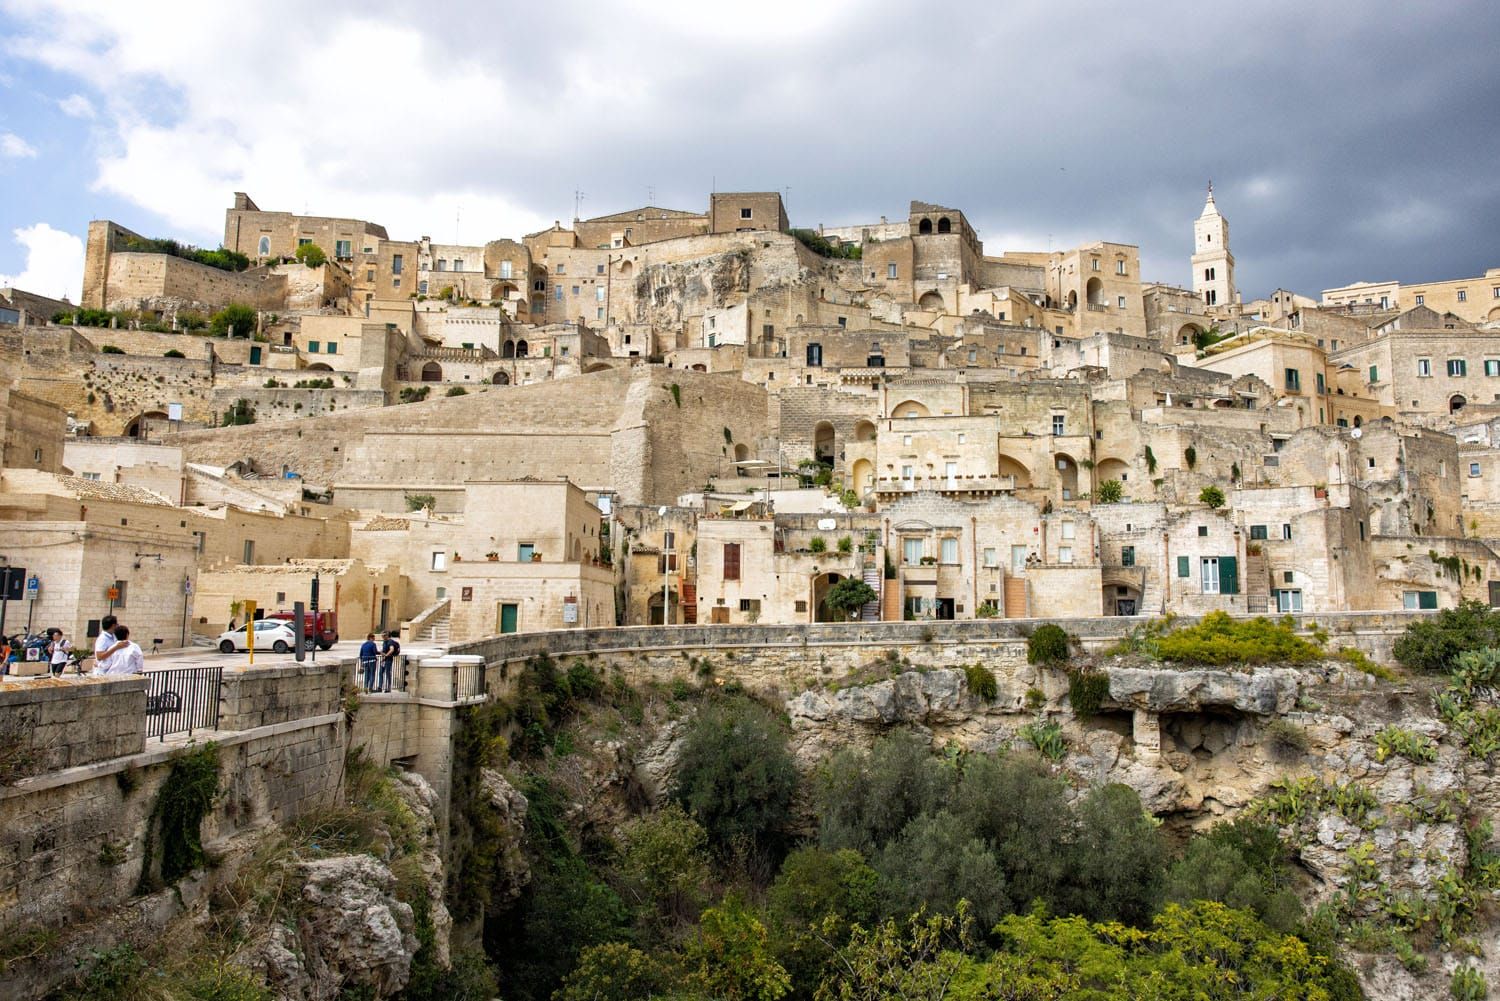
[723,543,741,581]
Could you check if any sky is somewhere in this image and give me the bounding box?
[1,0,1497,306]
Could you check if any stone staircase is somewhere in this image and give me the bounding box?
[405,598,452,646]
[861,565,882,621]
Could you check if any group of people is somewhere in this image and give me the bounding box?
[358,631,401,692]
[0,615,143,677]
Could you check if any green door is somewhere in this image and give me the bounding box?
[249,346,262,365]
[499,603,519,634]
[1219,556,1239,595]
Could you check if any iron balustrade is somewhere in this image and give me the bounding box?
[452,661,486,701]
[142,665,222,740]
[353,655,409,694]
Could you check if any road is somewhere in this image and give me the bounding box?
[138,638,449,672]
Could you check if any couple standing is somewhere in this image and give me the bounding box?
[359,631,400,692]
[94,615,144,674]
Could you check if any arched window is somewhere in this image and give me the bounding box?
[257,235,270,256]
[937,217,952,234]
[421,362,442,382]
[516,340,529,358]
[918,218,933,235]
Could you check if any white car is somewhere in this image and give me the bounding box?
[217,619,298,654]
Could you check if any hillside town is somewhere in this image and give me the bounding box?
[2,186,1499,652]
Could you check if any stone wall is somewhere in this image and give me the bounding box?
[0,677,146,776]
[218,662,345,731]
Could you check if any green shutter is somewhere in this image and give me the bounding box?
[1419,591,1438,610]
[1220,556,1239,595]
[1177,556,1190,578]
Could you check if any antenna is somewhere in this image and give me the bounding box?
[573,189,586,221]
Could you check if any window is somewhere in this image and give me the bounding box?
[662,530,675,551]
[806,343,822,367]
[1250,524,1268,540]
[940,537,959,564]
[308,341,320,353]
[571,286,580,296]
[517,543,534,561]
[1117,295,1127,309]
[1205,267,1216,281]
[391,254,403,274]
[596,286,605,302]
[1275,589,1303,613]
[555,264,565,274]
[326,342,337,355]
[1198,525,1209,537]
[1415,294,1424,306]
[597,307,604,320]
[555,286,563,301]
[297,237,311,247]
[1205,289,1217,306]
[392,278,401,289]
[1061,521,1076,540]
[1121,546,1135,567]
[431,551,447,571]
[1316,372,1325,394]
[658,553,678,573]
[1116,260,1127,275]
[1281,524,1293,540]
[983,547,998,568]
[957,433,966,444]
[500,261,513,279]
[1358,521,1366,540]
[902,434,912,446]
[887,263,898,279]
[111,579,128,608]
[1487,360,1500,377]
[1417,358,1432,377]
[1091,259,1100,272]
[242,540,255,564]
[1052,414,1065,436]
[418,280,428,294]
[366,269,375,282]
[1403,590,1438,610]
[1449,359,1468,377]
[901,464,914,484]
[1284,368,1301,392]
[1058,545,1073,564]
[740,207,753,219]
[1458,290,1467,302]
[1471,462,1482,477]
[738,598,761,615]
[436,259,447,272]
[723,543,741,580]
[903,537,924,564]
[1201,557,1220,594]
[192,531,205,553]
[257,235,271,256]
[1177,556,1190,578]
[453,258,464,271]
[1369,365,1379,383]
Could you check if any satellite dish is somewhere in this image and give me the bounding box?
[817,518,836,531]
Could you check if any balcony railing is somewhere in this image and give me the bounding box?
[142,665,222,740]
[875,475,1016,493]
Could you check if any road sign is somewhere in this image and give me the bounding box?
[24,576,40,601]
[107,586,120,601]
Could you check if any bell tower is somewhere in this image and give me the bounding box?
[1191,182,1235,309]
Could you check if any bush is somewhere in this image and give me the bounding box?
[177,309,207,330]
[617,802,712,930]
[1067,669,1110,717]
[837,535,853,554]
[1027,624,1071,666]
[1373,725,1438,764]
[293,242,327,268]
[1164,819,1303,933]
[1264,719,1310,760]
[210,303,256,338]
[823,577,877,620]
[100,344,124,354]
[1392,600,1500,674]
[405,494,436,512]
[400,386,431,404]
[163,349,184,358]
[672,697,797,855]
[808,536,827,553]
[221,399,255,426]
[875,811,1008,930]
[119,234,249,272]
[963,664,997,701]
[1151,612,1322,666]
[1184,445,1198,469]
[1095,479,1124,503]
[814,731,955,855]
[445,386,467,396]
[1019,720,1067,761]
[1199,484,1225,509]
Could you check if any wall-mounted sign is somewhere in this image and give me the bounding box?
[461,587,473,602]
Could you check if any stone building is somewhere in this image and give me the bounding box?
[1190,185,1236,310]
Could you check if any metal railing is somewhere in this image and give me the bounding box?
[453,661,486,701]
[353,655,409,694]
[142,665,222,741]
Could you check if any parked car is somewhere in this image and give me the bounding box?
[217,619,298,654]
[264,609,340,651]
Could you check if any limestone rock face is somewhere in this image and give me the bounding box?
[395,771,452,969]
[253,855,419,1001]
[1107,667,1302,715]
[789,668,973,729]
[480,767,533,908]
[634,717,690,804]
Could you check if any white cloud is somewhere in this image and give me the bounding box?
[57,93,95,118]
[0,132,37,158]
[0,222,84,302]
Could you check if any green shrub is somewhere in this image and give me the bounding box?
[1027,624,1071,666]
[210,303,256,338]
[672,696,797,855]
[1452,646,1500,702]
[1373,726,1438,764]
[964,664,998,701]
[1335,646,1397,681]
[1451,967,1488,1001]
[808,536,827,554]
[1198,484,1225,508]
[162,349,184,358]
[1019,720,1067,761]
[823,577,877,621]
[1264,719,1309,759]
[100,344,124,354]
[1067,669,1110,717]
[1095,479,1124,504]
[445,386,467,397]
[399,386,431,403]
[837,535,853,554]
[293,242,327,268]
[1184,445,1198,469]
[405,494,436,512]
[1152,612,1322,666]
[1393,600,1500,674]
[221,399,255,426]
[119,234,249,272]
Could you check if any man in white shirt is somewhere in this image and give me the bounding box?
[93,615,118,669]
[100,624,144,675]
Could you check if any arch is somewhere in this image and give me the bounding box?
[1450,394,1467,414]
[918,218,933,235]
[1066,290,1078,310]
[1352,415,1362,428]
[890,399,930,419]
[853,419,877,442]
[420,361,443,382]
[1489,305,1500,322]
[495,282,518,300]
[1177,322,1203,345]
[124,410,168,438]
[812,572,849,622]
[918,291,945,311]
[647,589,677,626]
[1095,457,1129,486]
[851,458,875,498]
[937,217,952,234]
[1105,582,1142,616]
[257,235,270,256]
[690,363,707,372]
[306,362,333,372]
[516,340,529,358]
[491,370,510,385]
[813,421,836,464]
[1085,277,1104,306]
[1054,452,1079,499]
[997,453,1032,488]
[733,443,751,470]
[582,361,612,374]
[618,260,634,278]
[501,340,516,358]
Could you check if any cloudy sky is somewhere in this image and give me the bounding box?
[1,0,1496,305]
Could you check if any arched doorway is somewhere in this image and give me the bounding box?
[812,572,846,622]
[1066,290,1078,310]
[1085,277,1104,307]
[1451,395,1468,414]
[516,340,529,358]
[851,458,875,498]
[306,362,333,372]
[124,410,168,438]
[733,443,750,473]
[813,421,835,464]
[1178,322,1203,346]
[647,589,677,626]
[491,371,510,385]
[1055,453,1079,499]
[890,399,930,419]
[918,218,933,235]
[1352,415,1362,428]
[853,419,877,442]
[1095,457,1129,491]
[421,362,443,382]
[918,291,944,311]
[937,217,951,234]
[502,341,515,358]
[997,453,1032,489]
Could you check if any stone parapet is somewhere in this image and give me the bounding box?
[217,660,346,731]
[0,677,146,778]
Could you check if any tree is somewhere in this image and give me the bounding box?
[1027,623,1071,666]
[293,242,327,268]
[554,943,672,1001]
[221,399,255,426]
[1199,484,1226,509]
[814,731,955,855]
[686,897,792,1001]
[673,697,798,856]
[766,847,880,995]
[1393,601,1500,674]
[814,904,975,1001]
[1164,823,1303,933]
[210,303,256,338]
[875,812,1008,929]
[1095,478,1124,504]
[617,802,713,932]
[950,753,1074,914]
[1062,783,1166,925]
[823,578,878,620]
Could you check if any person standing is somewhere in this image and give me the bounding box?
[359,633,379,692]
[47,629,71,677]
[378,630,400,693]
[101,625,144,675]
[93,615,118,672]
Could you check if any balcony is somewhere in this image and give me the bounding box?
[874,474,1016,495]
[901,563,938,586]
[1086,303,1108,312]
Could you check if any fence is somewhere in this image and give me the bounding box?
[453,661,486,701]
[351,655,410,693]
[142,665,222,740]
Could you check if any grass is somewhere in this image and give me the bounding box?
[1336,647,1398,681]
[1151,612,1323,666]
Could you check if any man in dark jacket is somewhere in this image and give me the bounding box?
[378,631,401,692]
[359,634,379,692]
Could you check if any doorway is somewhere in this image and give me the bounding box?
[498,603,519,634]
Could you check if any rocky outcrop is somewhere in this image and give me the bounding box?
[395,772,452,969]
[480,768,533,907]
[250,855,420,1001]
[1107,666,1304,715]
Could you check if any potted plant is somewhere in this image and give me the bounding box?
[531,552,543,563]
[1313,483,1328,499]
[486,552,499,561]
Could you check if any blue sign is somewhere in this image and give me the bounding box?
[25,576,40,600]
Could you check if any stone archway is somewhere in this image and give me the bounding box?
[918,291,944,311]
[812,572,847,622]
[1054,452,1079,499]
[937,217,952,234]
[853,419,877,442]
[421,362,443,382]
[813,421,835,464]
[851,458,875,498]
[1086,277,1104,306]
[918,218,933,235]
[491,371,510,385]
[1451,394,1468,414]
